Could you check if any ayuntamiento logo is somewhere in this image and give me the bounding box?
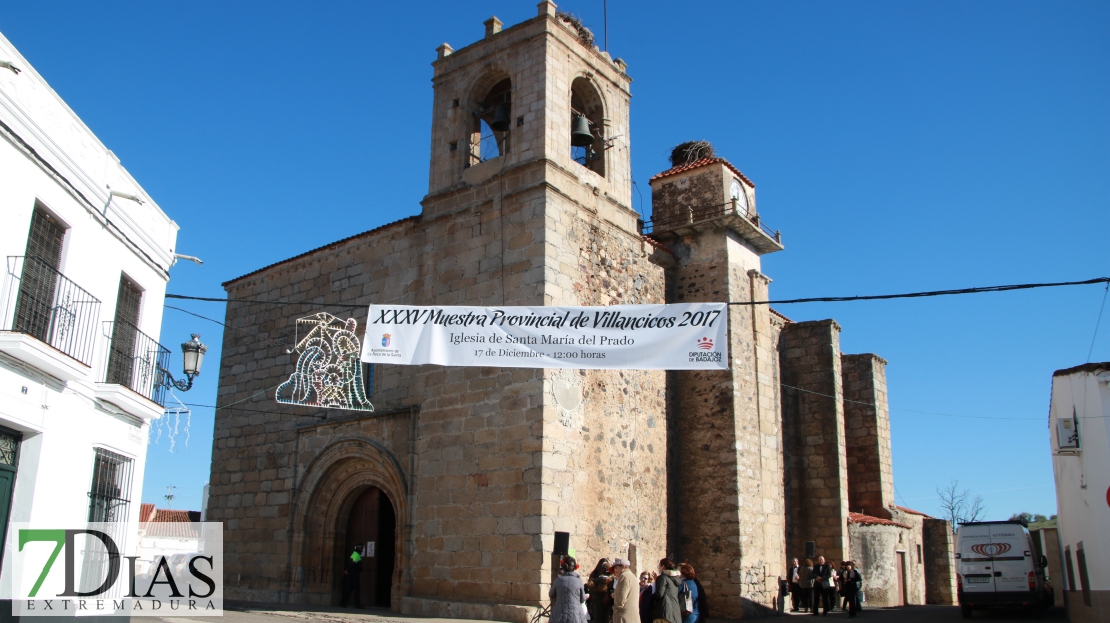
[4,522,223,616]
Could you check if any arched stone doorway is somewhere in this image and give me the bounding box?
[341,486,397,607]
[290,438,407,609]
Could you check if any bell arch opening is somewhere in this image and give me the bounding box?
[470,77,512,165]
[570,77,605,177]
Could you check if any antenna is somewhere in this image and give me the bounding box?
[164,485,177,508]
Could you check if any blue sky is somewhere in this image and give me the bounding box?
[2,1,1106,519]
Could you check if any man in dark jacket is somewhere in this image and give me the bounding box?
[811,556,833,616]
[789,558,801,612]
[340,546,363,608]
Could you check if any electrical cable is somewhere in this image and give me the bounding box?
[782,382,1109,420]
[165,293,362,309]
[164,305,290,349]
[166,276,1110,308]
[781,383,1039,421]
[1087,281,1109,362]
[730,277,1110,306]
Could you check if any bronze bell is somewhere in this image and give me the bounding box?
[571,115,594,147]
[489,103,511,132]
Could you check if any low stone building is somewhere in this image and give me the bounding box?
[205,3,954,619]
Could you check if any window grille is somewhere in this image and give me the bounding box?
[105,279,143,387]
[13,208,65,342]
[0,432,18,467]
[87,448,134,523]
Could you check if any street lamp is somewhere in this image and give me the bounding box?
[157,334,208,391]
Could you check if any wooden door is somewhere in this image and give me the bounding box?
[896,551,907,606]
[343,487,396,608]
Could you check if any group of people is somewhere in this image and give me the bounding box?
[550,557,708,623]
[788,556,864,617]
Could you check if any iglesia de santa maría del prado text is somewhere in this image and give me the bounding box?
[206,4,958,618]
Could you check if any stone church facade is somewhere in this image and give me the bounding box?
[207,3,955,618]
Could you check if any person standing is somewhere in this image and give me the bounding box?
[611,558,639,623]
[800,559,814,613]
[677,564,699,623]
[637,572,655,623]
[843,561,863,618]
[550,556,588,623]
[838,561,850,611]
[587,558,614,623]
[340,545,363,608]
[651,559,682,623]
[811,556,833,616]
[789,558,802,612]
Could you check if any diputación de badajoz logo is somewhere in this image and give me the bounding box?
[689,337,722,363]
[4,522,223,616]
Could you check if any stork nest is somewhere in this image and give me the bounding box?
[556,11,595,47]
[669,141,717,167]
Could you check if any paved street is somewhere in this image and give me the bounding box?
[131,604,1069,623]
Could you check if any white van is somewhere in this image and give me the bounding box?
[955,521,1054,617]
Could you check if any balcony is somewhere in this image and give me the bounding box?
[643,200,784,254]
[97,320,170,420]
[0,256,101,381]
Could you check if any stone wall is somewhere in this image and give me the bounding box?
[923,518,957,605]
[847,522,904,606]
[841,354,894,519]
[662,228,785,616]
[780,320,849,563]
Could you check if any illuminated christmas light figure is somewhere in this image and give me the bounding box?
[276,312,374,412]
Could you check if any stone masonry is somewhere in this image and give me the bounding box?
[842,354,895,519]
[780,320,850,563]
[206,4,953,620]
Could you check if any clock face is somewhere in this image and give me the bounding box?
[730,179,749,215]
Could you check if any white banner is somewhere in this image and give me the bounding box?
[361,303,728,370]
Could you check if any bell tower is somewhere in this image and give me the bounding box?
[412,3,671,612]
[422,1,636,235]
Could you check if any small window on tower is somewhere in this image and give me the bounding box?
[570,77,605,177]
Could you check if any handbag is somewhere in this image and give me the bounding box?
[679,581,694,615]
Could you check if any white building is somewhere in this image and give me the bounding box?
[1048,362,1110,622]
[0,30,185,581]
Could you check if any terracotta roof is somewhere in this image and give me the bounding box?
[649,157,756,189]
[223,215,420,287]
[896,505,932,518]
[770,308,792,323]
[848,512,911,529]
[140,507,202,538]
[139,503,156,522]
[641,235,674,256]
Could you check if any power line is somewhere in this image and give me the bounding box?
[166,276,1110,309]
[1087,281,1109,362]
[729,277,1110,306]
[164,305,290,349]
[165,293,363,309]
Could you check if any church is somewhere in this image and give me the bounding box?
[207,3,956,618]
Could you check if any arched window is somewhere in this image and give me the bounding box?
[470,78,511,165]
[570,77,605,177]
